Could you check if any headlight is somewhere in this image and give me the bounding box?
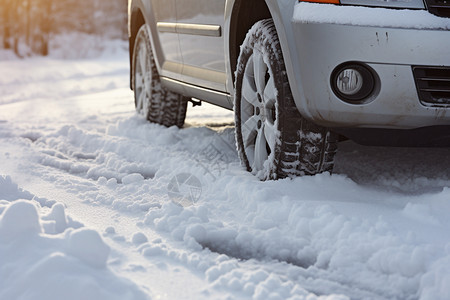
[300,0,425,9]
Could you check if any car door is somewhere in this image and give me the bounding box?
[175,0,227,93]
[150,0,184,82]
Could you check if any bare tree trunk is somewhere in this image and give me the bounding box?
[41,0,53,55]
[11,0,21,56]
[26,0,30,46]
[2,0,12,49]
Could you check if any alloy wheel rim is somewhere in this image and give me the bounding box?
[134,38,151,116]
[240,50,278,172]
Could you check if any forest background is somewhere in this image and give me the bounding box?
[0,0,127,57]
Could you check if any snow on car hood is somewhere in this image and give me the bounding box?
[294,2,450,30]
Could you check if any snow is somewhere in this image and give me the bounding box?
[0,43,450,300]
[0,181,149,300]
[49,34,128,59]
[294,2,450,30]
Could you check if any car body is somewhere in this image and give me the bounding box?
[289,1,450,145]
[128,0,450,178]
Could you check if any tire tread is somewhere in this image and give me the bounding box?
[133,25,187,128]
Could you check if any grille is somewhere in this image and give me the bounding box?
[425,0,450,17]
[413,66,450,106]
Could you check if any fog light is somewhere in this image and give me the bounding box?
[331,63,376,104]
[336,69,363,96]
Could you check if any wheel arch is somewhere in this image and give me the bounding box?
[225,0,297,106]
[227,0,271,83]
[128,0,163,90]
[129,5,145,89]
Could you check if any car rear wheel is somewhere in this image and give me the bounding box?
[133,24,188,128]
[234,19,338,179]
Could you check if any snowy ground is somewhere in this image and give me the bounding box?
[0,45,449,300]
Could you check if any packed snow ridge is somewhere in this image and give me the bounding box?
[0,176,149,300]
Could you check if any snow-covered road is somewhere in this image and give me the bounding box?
[0,47,449,300]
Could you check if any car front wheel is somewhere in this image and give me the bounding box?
[234,19,338,179]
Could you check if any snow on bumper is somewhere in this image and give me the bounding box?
[289,3,450,129]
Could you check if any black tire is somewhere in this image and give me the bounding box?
[234,19,338,180]
[132,25,188,128]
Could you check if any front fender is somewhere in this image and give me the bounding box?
[224,0,302,111]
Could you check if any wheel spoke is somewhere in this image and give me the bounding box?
[242,115,259,147]
[263,122,277,152]
[135,73,143,89]
[137,90,146,112]
[252,128,268,171]
[253,51,267,94]
[139,47,146,75]
[242,73,258,106]
[144,75,151,95]
[142,91,149,114]
[263,76,276,102]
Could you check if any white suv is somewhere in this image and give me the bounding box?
[128,0,450,179]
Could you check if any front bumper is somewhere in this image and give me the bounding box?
[289,3,450,129]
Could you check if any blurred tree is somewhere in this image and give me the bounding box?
[1,0,15,50]
[1,0,127,56]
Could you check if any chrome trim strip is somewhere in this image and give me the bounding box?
[157,22,221,37]
[176,23,221,37]
[156,22,177,33]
